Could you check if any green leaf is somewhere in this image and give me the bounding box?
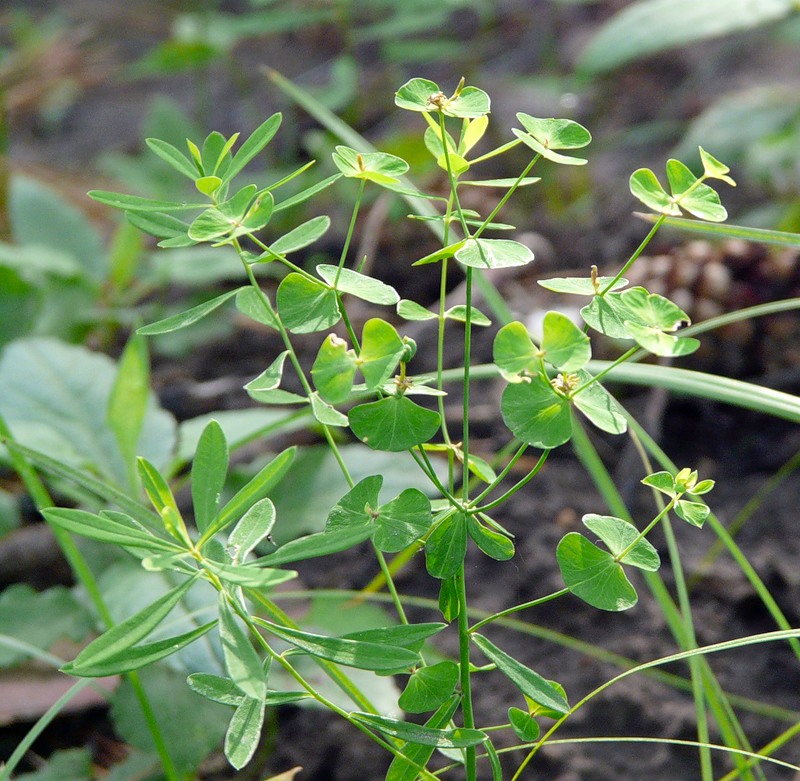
[460,177,539,189]
[444,85,491,118]
[269,215,331,255]
[538,276,627,295]
[394,78,442,112]
[439,577,459,622]
[349,395,441,452]
[326,475,381,533]
[254,619,419,672]
[203,561,296,589]
[514,114,591,165]
[398,661,459,713]
[195,175,222,196]
[541,311,591,371]
[493,321,539,377]
[62,576,198,676]
[578,0,794,74]
[619,286,690,330]
[624,322,700,357]
[316,264,400,305]
[350,712,486,748]
[42,508,182,553]
[675,499,710,527]
[203,447,296,542]
[225,113,282,181]
[471,634,569,714]
[374,488,432,553]
[698,146,736,186]
[235,286,280,329]
[466,516,515,561]
[641,470,676,495]
[464,452,497,484]
[87,190,207,212]
[412,240,467,266]
[677,183,728,222]
[501,374,572,449]
[508,707,540,742]
[425,513,467,579]
[444,305,491,326]
[145,137,199,179]
[310,391,349,427]
[312,335,357,404]
[276,273,340,333]
[243,351,289,393]
[397,299,437,321]
[571,370,627,435]
[386,696,460,781]
[359,318,405,389]
[218,596,268,701]
[332,145,410,185]
[227,497,276,563]
[255,526,373,567]
[454,238,534,270]
[556,533,638,611]
[138,288,243,335]
[341,623,446,652]
[225,696,265,770]
[191,420,229,534]
[580,294,631,339]
[137,456,180,518]
[188,187,273,241]
[582,514,660,571]
[629,169,680,215]
[187,673,247,706]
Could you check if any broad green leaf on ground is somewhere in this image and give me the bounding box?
[556,532,638,611]
[578,0,795,74]
[276,273,340,333]
[349,395,441,451]
[269,216,331,256]
[455,238,533,269]
[541,311,591,371]
[112,666,228,778]
[509,707,540,742]
[254,619,419,672]
[359,318,405,388]
[218,597,268,701]
[225,696,265,769]
[316,264,400,305]
[191,420,229,534]
[538,276,627,295]
[398,661,459,713]
[581,514,660,571]
[138,288,244,335]
[466,516,515,561]
[0,338,176,488]
[332,145,409,185]
[425,513,467,579]
[501,374,572,449]
[312,335,357,403]
[0,584,93,667]
[350,712,487,748]
[471,634,569,714]
[570,370,627,435]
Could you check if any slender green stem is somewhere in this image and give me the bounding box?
[462,269,474,501]
[601,214,666,294]
[474,450,549,513]
[472,442,528,505]
[571,346,639,398]
[456,566,477,781]
[469,588,569,633]
[335,177,365,283]
[375,547,408,624]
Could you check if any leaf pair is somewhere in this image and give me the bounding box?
[513,114,592,166]
[642,468,714,527]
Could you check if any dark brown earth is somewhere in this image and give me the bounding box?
[2,2,800,780]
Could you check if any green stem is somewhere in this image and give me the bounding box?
[471,442,528,505]
[335,177,365,283]
[469,588,569,633]
[474,450,549,513]
[571,346,639,398]
[374,548,409,624]
[456,566,477,781]
[602,214,666,295]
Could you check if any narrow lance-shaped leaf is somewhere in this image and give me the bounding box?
[191,420,229,534]
[227,497,276,564]
[225,113,282,182]
[218,596,268,701]
[225,696,266,770]
[350,712,487,748]
[138,288,244,336]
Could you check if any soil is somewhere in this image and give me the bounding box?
[2,2,800,780]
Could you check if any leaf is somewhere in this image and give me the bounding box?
[42,508,182,553]
[218,596,268,701]
[501,375,572,449]
[349,395,441,452]
[578,0,794,74]
[508,707,540,742]
[268,215,331,255]
[203,561,296,589]
[556,533,638,611]
[235,286,280,329]
[350,712,486,748]
[493,321,539,377]
[541,311,591,371]
[138,288,243,335]
[316,264,400,304]
[276,273,340,333]
[243,351,290,393]
[187,673,245,706]
[394,78,442,112]
[412,240,467,266]
[444,85,491,118]
[87,190,207,212]
[581,514,660,571]
[191,420,229,534]
[425,513,467,579]
[514,114,591,165]
[629,169,680,215]
[359,318,405,389]
[471,634,569,714]
[225,113,282,181]
[373,488,432,553]
[62,577,199,676]
[677,184,728,222]
[145,138,199,178]
[254,619,419,672]
[312,335,357,403]
[571,370,628,435]
[325,475,381,533]
[675,499,710,527]
[698,146,736,186]
[580,294,631,339]
[641,470,676,495]
[538,276,627,295]
[624,322,700,357]
[398,661,459,713]
[444,305,491,326]
[225,696,265,769]
[255,527,373,567]
[459,177,539,188]
[454,238,534,269]
[309,391,349,427]
[397,299,437,321]
[341,623,446,652]
[466,516,515,561]
[332,145,410,185]
[227,497,276,563]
